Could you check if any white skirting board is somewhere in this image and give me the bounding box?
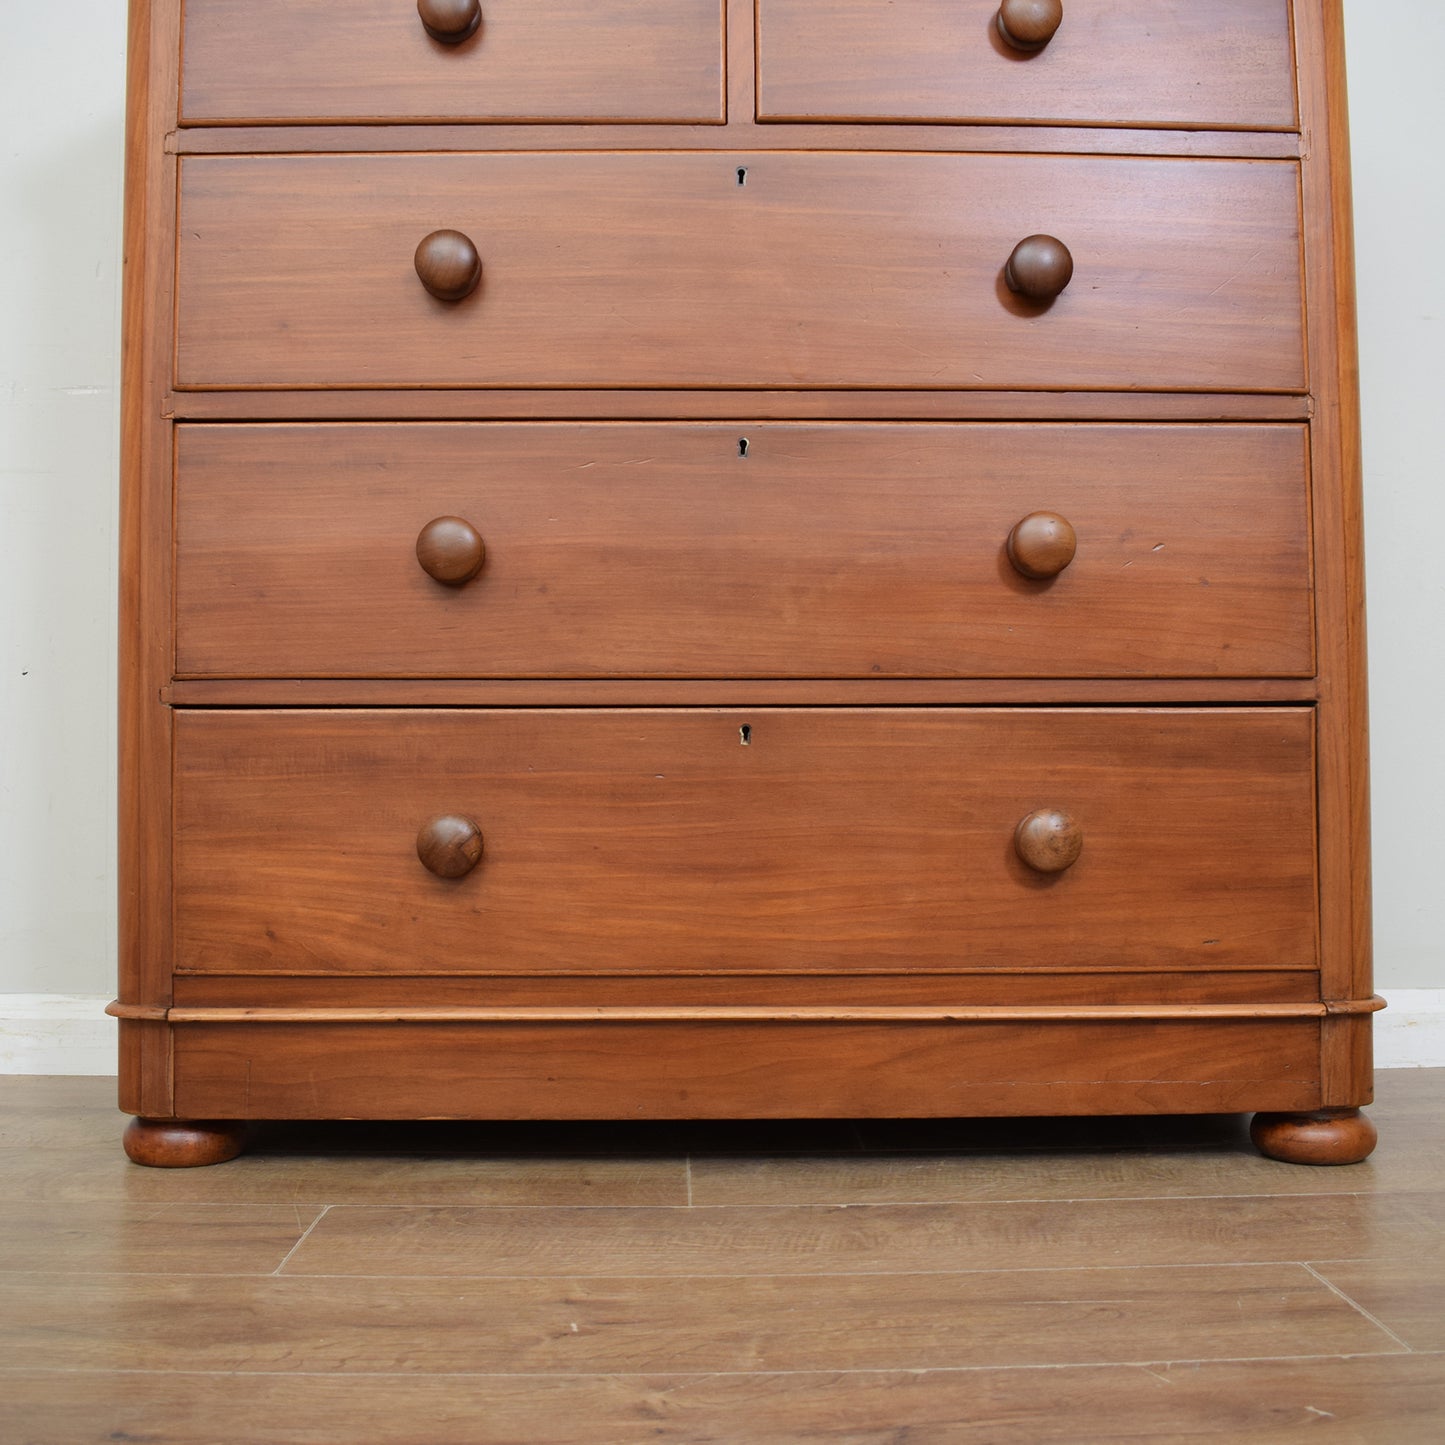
[1,990,1443,1076]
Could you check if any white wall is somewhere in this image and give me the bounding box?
[1342,1,1445,988]
[0,3,1440,1010]
[1,6,125,996]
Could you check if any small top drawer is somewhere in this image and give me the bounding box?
[758,0,1296,129]
[180,0,725,125]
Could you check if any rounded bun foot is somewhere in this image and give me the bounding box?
[123,1117,248,1167]
[1250,1107,1377,1165]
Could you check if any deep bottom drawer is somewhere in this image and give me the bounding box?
[169,1018,1324,1119]
[172,707,1318,976]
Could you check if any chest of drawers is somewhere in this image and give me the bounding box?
[115,0,1378,1167]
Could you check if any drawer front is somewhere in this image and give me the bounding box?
[758,0,1296,129]
[174,423,1313,680]
[173,709,1318,975]
[180,0,724,124]
[175,153,1304,391]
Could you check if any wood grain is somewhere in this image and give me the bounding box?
[168,971,1324,1010]
[0,1202,318,1275]
[171,708,1318,976]
[161,677,1322,707]
[0,1265,1393,1374]
[686,1143,1429,1207]
[174,422,1313,680]
[1296,1,1373,1113]
[758,0,1296,130]
[180,0,725,124]
[0,1148,689,1208]
[171,120,1304,159]
[174,152,1305,391]
[117,0,180,1117]
[168,1019,1322,1120]
[2,1355,1441,1445]
[122,1,1369,1146]
[1313,1256,1445,1352]
[8,1070,1442,1438]
[280,1192,1445,1277]
[165,388,1316,422]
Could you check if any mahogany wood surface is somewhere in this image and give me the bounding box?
[169,1019,1323,1120]
[174,153,1305,392]
[1003,234,1074,301]
[166,971,1324,1010]
[1295,3,1373,1067]
[172,121,1304,160]
[117,0,181,1119]
[171,708,1317,977]
[121,1118,248,1168]
[167,390,1315,423]
[415,0,483,47]
[995,0,1064,55]
[162,678,1321,707]
[1250,1108,1378,1166]
[173,423,1313,680]
[758,0,1296,129]
[1006,510,1077,579]
[412,229,482,302]
[413,515,486,585]
[179,0,725,124]
[119,1,1371,1139]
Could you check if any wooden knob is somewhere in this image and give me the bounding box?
[1007,511,1077,579]
[415,229,482,301]
[417,814,484,879]
[1005,235,1074,301]
[1015,809,1083,874]
[416,516,486,585]
[997,0,1063,52]
[418,0,481,44]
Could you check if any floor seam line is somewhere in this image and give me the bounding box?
[271,1204,332,1277]
[1300,1261,1416,1353]
[0,1351,1419,1381]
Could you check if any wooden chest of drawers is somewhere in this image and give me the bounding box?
[116,0,1378,1167]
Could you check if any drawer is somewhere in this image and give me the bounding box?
[758,0,1296,129]
[180,0,724,124]
[174,422,1313,680]
[174,153,1304,391]
[173,708,1318,975]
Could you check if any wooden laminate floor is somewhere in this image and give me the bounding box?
[1,1071,1443,1443]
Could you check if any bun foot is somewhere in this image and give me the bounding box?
[123,1118,248,1167]
[1250,1107,1377,1165]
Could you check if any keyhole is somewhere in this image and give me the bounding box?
[738,438,749,457]
[737,167,748,186]
[739,724,752,746]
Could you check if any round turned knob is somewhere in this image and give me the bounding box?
[1007,511,1077,580]
[1014,808,1083,874]
[414,229,482,302]
[417,814,484,879]
[416,516,486,585]
[417,0,482,44]
[1005,234,1074,301]
[997,0,1063,52]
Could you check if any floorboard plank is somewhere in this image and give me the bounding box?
[0,1265,1396,1375]
[1311,1255,1445,1352]
[3,1355,1443,1445]
[0,1202,321,1275]
[280,1193,1445,1279]
[0,1147,689,1207]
